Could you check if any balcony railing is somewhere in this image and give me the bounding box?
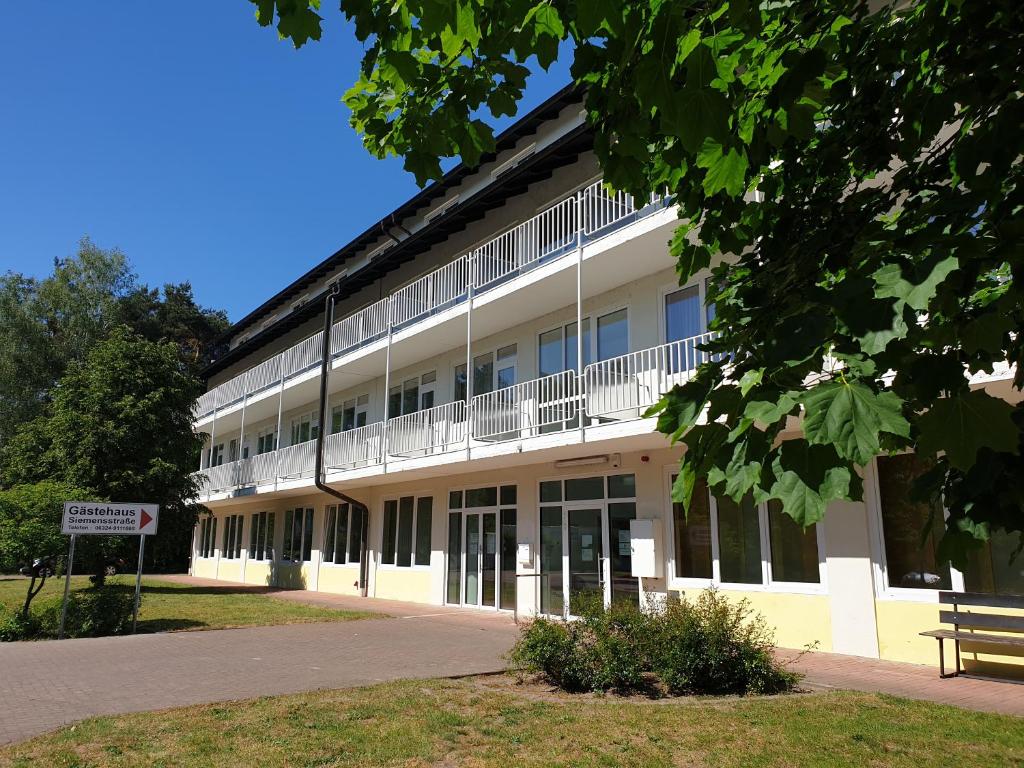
[195,335,717,500]
[195,180,673,421]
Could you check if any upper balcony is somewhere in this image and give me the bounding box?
[194,332,717,501]
[194,179,673,427]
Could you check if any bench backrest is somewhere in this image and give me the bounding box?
[939,591,1024,633]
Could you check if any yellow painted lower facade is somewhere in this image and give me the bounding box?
[191,445,1022,671]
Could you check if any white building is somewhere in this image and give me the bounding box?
[190,86,1023,673]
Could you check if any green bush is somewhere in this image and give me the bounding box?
[38,586,138,639]
[0,605,41,642]
[508,588,798,696]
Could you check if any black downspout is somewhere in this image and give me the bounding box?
[316,281,371,596]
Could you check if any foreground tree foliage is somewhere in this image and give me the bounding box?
[251,0,1023,565]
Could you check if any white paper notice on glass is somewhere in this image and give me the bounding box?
[618,529,631,556]
[582,547,594,562]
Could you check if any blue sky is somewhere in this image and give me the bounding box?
[0,5,571,321]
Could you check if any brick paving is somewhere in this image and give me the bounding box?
[1,576,1020,746]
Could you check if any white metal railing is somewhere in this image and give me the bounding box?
[584,333,717,419]
[196,179,673,421]
[282,333,324,378]
[332,299,389,357]
[236,451,278,487]
[471,371,581,441]
[325,421,385,470]
[472,197,578,288]
[386,401,468,457]
[276,438,317,479]
[390,256,470,328]
[581,180,663,237]
[201,462,238,494]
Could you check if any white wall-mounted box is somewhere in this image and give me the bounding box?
[517,542,533,567]
[629,519,663,578]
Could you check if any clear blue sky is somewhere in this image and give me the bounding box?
[0,4,571,321]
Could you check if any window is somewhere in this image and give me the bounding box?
[248,511,273,561]
[290,413,319,445]
[666,285,702,343]
[324,504,352,564]
[209,443,225,467]
[222,514,244,560]
[381,495,432,567]
[454,346,517,400]
[332,394,369,433]
[875,453,1024,596]
[282,508,314,562]
[228,438,240,462]
[256,430,276,455]
[596,308,628,361]
[538,320,591,376]
[389,372,435,417]
[669,474,822,588]
[199,516,217,558]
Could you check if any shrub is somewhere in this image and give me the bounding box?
[0,605,41,642]
[38,585,138,639]
[508,588,798,697]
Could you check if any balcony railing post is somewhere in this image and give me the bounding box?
[575,189,585,439]
[465,252,475,459]
[382,297,393,473]
[273,363,285,491]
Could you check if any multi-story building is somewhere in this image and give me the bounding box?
[190,86,1022,673]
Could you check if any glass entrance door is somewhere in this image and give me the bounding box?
[446,484,518,611]
[568,508,604,613]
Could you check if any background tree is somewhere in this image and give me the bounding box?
[0,481,90,573]
[250,0,1023,564]
[1,328,206,571]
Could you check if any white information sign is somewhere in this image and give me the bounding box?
[62,502,159,536]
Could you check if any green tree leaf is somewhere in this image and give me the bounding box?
[802,381,910,465]
[916,390,1019,470]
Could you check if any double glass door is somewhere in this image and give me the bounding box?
[540,502,639,616]
[446,485,518,611]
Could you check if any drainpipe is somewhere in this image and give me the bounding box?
[316,281,371,596]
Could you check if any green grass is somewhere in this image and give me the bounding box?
[0,575,377,634]
[1,678,1022,767]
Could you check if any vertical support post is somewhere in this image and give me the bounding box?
[576,190,585,440]
[237,388,247,490]
[382,297,393,473]
[58,534,76,640]
[465,253,475,459]
[273,365,285,491]
[132,534,146,633]
[207,403,218,502]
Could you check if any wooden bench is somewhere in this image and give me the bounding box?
[920,591,1024,678]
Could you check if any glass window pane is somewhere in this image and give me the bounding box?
[565,476,605,501]
[421,390,435,410]
[466,486,498,507]
[483,513,497,607]
[876,454,951,590]
[324,506,337,563]
[402,379,419,415]
[500,485,517,505]
[474,353,494,396]
[347,508,363,564]
[500,509,517,610]
[453,364,467,402]
[336,504,349,563]
[540,481,562,503]
[388,386,402,418]
[302,509,314,562]
[539,329,563,377]
[266,513,274,561]
[449,490,463,509]
[566,319,592,372]
[607,474,636,499]
[597,309,628,361]
[397,496,414,567]
[964,530,1024,596]
[415,497,433,566]
[282,510,294,561]
[381,500,397,565]
[540,506,564,616]
[767,501,820,583]
[447,512,462,604]
[673,477,713,579]
[717,495,763,584]
[497,365,515,389]
[666,285,702,343]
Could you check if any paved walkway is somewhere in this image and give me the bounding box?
[1,576,1020,745]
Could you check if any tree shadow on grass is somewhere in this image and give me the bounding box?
[134,618,209,633]
[114,584,277,597]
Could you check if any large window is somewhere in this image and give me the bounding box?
[388,371,435,417]
[255,430,276,455]
[381,495,433,567]
[447,485,517,610]
[538,320,592,376]
[248,511,274,561]
[290,413,319,445]
[454,345,517,400]
[324,503,364,564]
[665,279,716,343]
[221,514,244,560]
[282,508,314,562]
[199,516,217,558]
[875,454,1024,596]
[596,308,629,361]
[669,475,822,587]
[332,395,369,433]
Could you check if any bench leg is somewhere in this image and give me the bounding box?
[954,637,961,677]
[937,638,952,679]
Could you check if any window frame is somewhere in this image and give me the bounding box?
[331,393,370,434]
[388,371,436,418]
[453,344,519,401]
[657,272,716,346]
[322,502,361,567]
[289,411,320,446]
[280,507,315,564]
[663,466,828,595]
[378,493,434,569]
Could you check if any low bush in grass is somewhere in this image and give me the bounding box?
[0,605,42,642]
[507,589,798,696]
[37,586,137,638]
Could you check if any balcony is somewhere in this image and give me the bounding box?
[193,334,714,501]
[195,181,669,422]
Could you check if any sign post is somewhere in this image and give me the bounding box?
[59,502,159,638]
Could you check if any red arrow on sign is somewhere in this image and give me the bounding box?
[139,510,153,530]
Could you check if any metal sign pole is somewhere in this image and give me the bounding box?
[58,534,76,640]
[132,534,146,633]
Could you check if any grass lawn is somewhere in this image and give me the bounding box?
[0,575,377,634]
[1,677,1022,767]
